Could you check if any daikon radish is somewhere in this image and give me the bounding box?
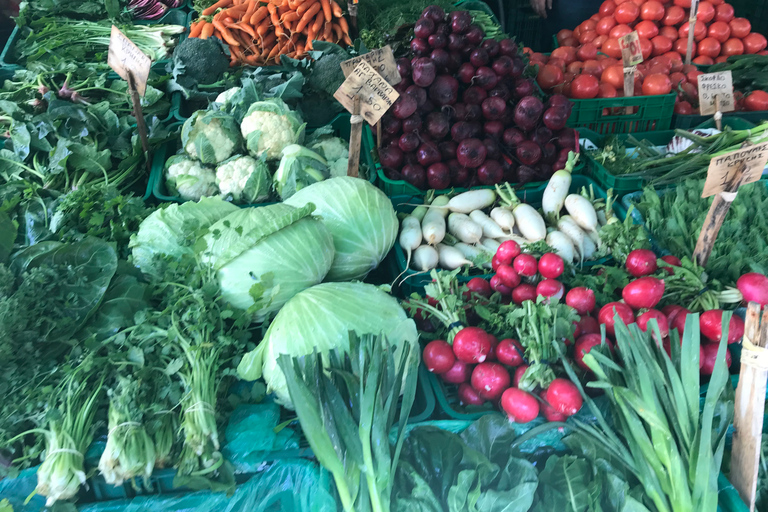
[546,231,576,263]
[422,195,450,245]
[399,216,422,270]
[564,194,598,233]
[448,213,483,244]
[480,237,501,253]
[557,215,588,260]
[495,182,546,242]
[437,243,473,269]
[469,210,507,239]
[490,207,515,232]
[541,152,578,222]
[454,242,492,269]
[412,245,439,271]
[446,189,496,213]
[581,234,597,260]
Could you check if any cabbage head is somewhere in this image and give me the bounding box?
[237,281,418,407]
[130,197,238,278]
[240,98,305,160]
[182,110,242,164]
[199,203,334,322]
[284,177,397,281]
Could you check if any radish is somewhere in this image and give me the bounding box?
[448,213,483,244]
[538,253,564,279]
[577,315,600,335]
[399,216,423,271]
[622,277,665,310]
[574,333,602,371]
[458,383,486,406]
[454,243,492,269]
[545,378,583,416]
[598,302,635,336]
[512,364,529,387]
[410,203,430,222]
[539,390,567,422]
[700,343,731,376]
[660,255,682,274]
[496,339,524,367]
[636,309,670,339]
[671,308,692,337]
[729,315,745,344]
[513,253,538,277]
[446,189,496,213]
[537,279,564,302]
[700,310,744,343]
[566,287,596,315]
[442,359,472,384]
[501,387,540,423]
[437,244,473,270]
[579,234,597,261]
[490,275,512,296]
[557,216,588,260]
[480,237,501,254]
[662,305,685,326]
[736,272,768,306]
[564,194,598,234]
[512,284,537,305]
[471,363,511,401]
[412,245,439,271]
[422,195,450,245]
[542,166,572,223]
[466,277,493,298]
[495,240,521,264]
[423,340,456,374]
[490,207,516,232]
[496,264,521,289]
[453,327,492,363]
[625,249,658,277]
[491,254,503,271]
[513,203,546,241]
[487,335,499,361]
[469,210,507,239]
[546,231,576,263]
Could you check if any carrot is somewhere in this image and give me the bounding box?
[332,21,342,41]
[282,11,299,22]
[261,32,277,50]
[202,0,232,16]
[288,0,303,8]
[213,19,241,46]
[189,20,204,38]
[201,22,215,39]
[296,0,317,18]
[223,3,248,19]
[235,21,257,38]
[296,2,321,32]
[319,0,332,22]
[232,0,242,4]
[243,0,258,20]
[250,5,268,25]
[321,20,332,40]
[267,3,284,36]
[310,11,323,35]
[337,15,348,34]
[230,45,244,65]
[267,40,282,61]
[342,33,351,45]
[296,41,305,55]
[256,17,271,35]
[329,0,342,17]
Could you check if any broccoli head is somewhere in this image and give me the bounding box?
[171,37,230,89]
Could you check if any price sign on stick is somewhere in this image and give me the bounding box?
[698,70,735,116]
[341,46,401,86]
[620,31,643,66]
[334,60,399,125]
[107,25,151,96]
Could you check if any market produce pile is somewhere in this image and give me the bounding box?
[1,1,768,512]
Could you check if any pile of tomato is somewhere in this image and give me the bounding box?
[528,0,768,111]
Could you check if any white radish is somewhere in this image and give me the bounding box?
[448,213,483,244]
[512,204,547,242]
[437,243,473,269]
[469,210,507,239]
[410,204,429,222]
[546,231,577,263]
[490,207,515,232]
[564,194,598,233]
[399,216,423,271]
[542,169,572,223]
[558,215,589,261]
[596,209,608,226]
[422,195,450,245]
[497,234,530,246]
[581,234,597,260]
[586,228,602,250]
[454,242,492,269]
[446,189,496,213]
[412,245,439,271]
[480,237,501,253]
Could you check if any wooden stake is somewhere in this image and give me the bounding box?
[685,0,699,65]
[128,72,152,174]
[731,304,768,512]
[715,95,723,130]
[693,160,746,266]
[347,95,362,178]
[376,121,382,149]
[346,1,358,39]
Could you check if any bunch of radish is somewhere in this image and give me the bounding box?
[378,4,580,190]
[422,327,584,422]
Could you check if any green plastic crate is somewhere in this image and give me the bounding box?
[566,92,676,135]
[149,113,376,204]
[506,6,550,51]
[675,112,768,130]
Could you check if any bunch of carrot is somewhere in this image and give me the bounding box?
[188,0,352,66]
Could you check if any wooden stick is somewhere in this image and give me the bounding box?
[731,304,768,512]
[685,0,699,66]
[376,121,382,149]
[693,160,746,266]
[346,0,358,38]
[128,72,152,175]
[347,95,362,178]
[715,94,723,130]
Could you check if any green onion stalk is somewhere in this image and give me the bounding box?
[151,410,178,469]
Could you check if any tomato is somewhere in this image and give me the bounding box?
[596,16,617,35]
[564,36,580,47]
[674,38,695,57]
[659,26,678,40]
[650,35,674,55]
[556,29,574,45]
[577,43,599,61]
[640,0,665,20]
[582,59,602,75]
[686,69,703,84]
[707,21,731,42]
[610,24,632,38]
[673,0,691,6]
[681,81,698,100]
[598,82,619,97]
[600,0,617,15]
[632,0,645,6]
[552,46,578,64]
[709,0,724,5]
[642,73,672,95]
[674,100,694,114]
[722,37,744,56]
[548,58,567,71]
[602,65,626,88]
[693,55,715,64]
[580,19,597,32]
[698,37,722,58]
[537,64,565,90]
[744,33,768,54]
[666,52,684,71]
[591,12,602,21]
[567,61,584,74]
[579,30,599,44]
[679,21,707,41]
[648,55,672,71]
[615,2,640,23]
[744,90,768,111]
[714,3,735,22]
[638,37,653,59]
[634,20,659,40]
[729,18,751,38]
[571,74,601,99]
[662,5,685,25]
[593,34,609,48]
[715,55,729,63]
[696,1,715,23]
[602,37,624,58]
[670,71,686,85]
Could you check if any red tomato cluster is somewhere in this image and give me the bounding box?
[676,83,768,115]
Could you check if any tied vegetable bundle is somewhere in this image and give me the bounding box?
[190,0,352,67]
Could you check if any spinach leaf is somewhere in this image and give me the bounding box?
[78,273,147,342]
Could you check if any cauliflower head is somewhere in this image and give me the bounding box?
[182,110,242,165]
[215,86,241,107]
[309,136,349,177]
[215,154,272,204]
[274,144,329,200]
[165,155,218,201]
[240,98,305,160]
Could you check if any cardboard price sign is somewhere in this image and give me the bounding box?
[698,70,735,116]
[702,141,768,197]
[340,46,401,86]
[107,25,151,96]
[620,31,643,66]
[333,61,399,125]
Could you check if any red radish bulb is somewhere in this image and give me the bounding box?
[537,279,565,301]
[700,310,744,343]
[729,315,745,344]
[423,340,456,373]
[622,277,665,310]
[662,304,685,325]
[501,388,540,423]
[577,315,600,335]
[636,309,670,338]
[452,327,493,363]
[496,264,522,289]
[512,284,537,305]
[700,343,731,376]
[540,390,567,422]
[513,364,528,387]
[471,363,511,401]
[671,308,692,337]
[513,254,538,277]
[566,287,596,315]
[660,255,682,274]
[626,249,658,277]
[496,339,524,367]
[491,254,503,271]
[496,240,521,264]
[574,333,603,371]
[466,277,493,298]
[545,378,583,416]
[538,253,564,278]
[458,383,486,405]
[598,302,635,336]
[441,359,472,384]
[490,274,512,296]
[736,272,768,305]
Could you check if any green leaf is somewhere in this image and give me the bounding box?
[0,210,14,263]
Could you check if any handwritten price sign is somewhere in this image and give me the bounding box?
[107,26,151,96]
[620,31,643,66]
